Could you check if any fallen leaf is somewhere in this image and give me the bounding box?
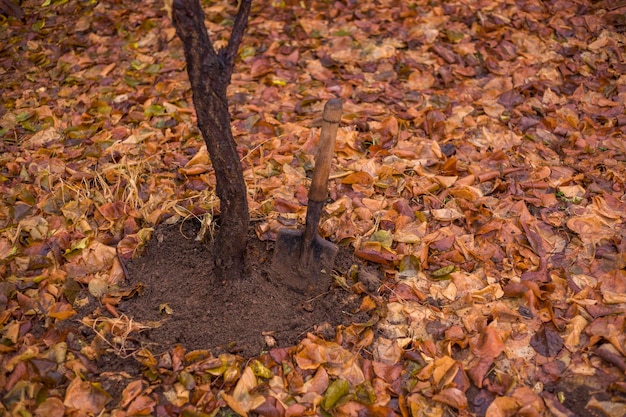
[63,377,111,414]
[35,397,65,417]
[322,378,350,410]
[432,387,468,410]
[222,366,265,417]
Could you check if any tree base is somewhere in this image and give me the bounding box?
[116,220,377,357]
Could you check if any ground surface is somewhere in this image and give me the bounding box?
[121,220,369,358]
[1,0,626,416]
[67,219,375,408]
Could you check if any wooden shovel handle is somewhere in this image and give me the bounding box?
[309,99,342,202]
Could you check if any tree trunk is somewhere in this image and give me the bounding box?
[0,0,24,20]
[171,0,251,278]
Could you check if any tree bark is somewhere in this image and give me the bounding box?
[172,0,251,278]
[0,0,24,20]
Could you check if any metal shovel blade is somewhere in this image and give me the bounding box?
[272,227,339,293]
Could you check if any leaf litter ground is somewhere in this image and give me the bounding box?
[2,0,626,415]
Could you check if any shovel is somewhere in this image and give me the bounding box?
[273,98,342,293]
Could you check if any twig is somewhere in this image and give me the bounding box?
[116,246,130,281]
[455,167,527,185]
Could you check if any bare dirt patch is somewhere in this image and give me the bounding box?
[118,220,373,358]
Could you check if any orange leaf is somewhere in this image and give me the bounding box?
[121,380,145,408]
[341,171,374,185]
[48,302,77,320]
[295,337,327,370]
[471,325,505,360]
[485,396,520,417]
[355,241,397,265]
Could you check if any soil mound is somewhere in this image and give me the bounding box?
[119,220,373,357]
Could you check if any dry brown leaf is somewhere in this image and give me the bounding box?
[63,377,112,414]
[34,397,65,417]
[432,387,468,410]
[222,366,265,417]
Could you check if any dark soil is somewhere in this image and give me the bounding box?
[117,219,374,358]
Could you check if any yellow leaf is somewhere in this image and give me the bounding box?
[370,230,393,249]
[271,77,287,86]
[322,378,349,410]
[249,359,271,380]
[61,199,91,224]
[186,145,210,166]
[159,303,173,315]
[64,236,91,256]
